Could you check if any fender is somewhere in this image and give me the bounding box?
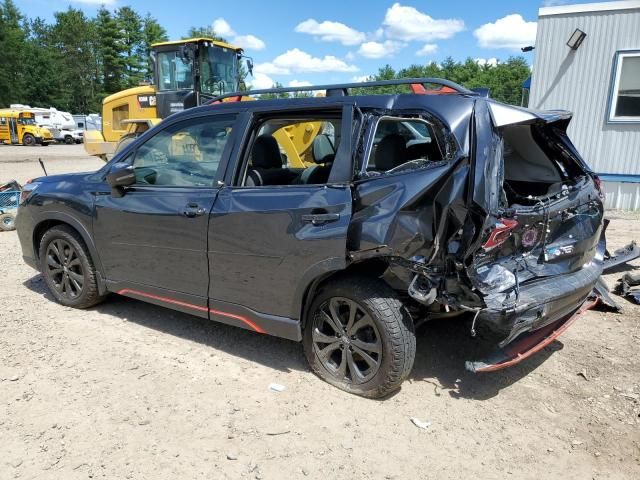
[32,210,107,294]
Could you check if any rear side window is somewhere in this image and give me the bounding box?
[237,116,342,187]
[364,117,442,174]
[131,115,235,187]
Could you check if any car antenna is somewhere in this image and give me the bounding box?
[38,158,48,176]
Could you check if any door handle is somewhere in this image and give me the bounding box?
[182,203,207,217]
[301,212,340,226]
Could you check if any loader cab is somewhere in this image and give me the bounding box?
[152,38,243,118]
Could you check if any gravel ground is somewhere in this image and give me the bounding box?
[1,145,639,479]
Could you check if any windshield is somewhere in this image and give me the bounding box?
[200,46,238,96]
[157,51,194,91]
[19,116,36,125]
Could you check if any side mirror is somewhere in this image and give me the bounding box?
[106,163,135,197]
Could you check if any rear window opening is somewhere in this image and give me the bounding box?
[500,124,587,206]
[362,116,444,175]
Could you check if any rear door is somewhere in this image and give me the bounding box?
[206,105,356,335]
[93,113,239,315]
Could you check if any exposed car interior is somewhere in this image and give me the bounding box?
[240,117,342,186]
[501,124,584,204]
[364,117,443,174]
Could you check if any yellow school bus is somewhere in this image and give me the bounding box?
[0,110,54,146]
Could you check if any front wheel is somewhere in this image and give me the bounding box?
[39,225,106,308]
[22,134,35,146]
[64,136,74,145]
[303,275,416,398]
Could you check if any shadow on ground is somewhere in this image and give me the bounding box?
[24,274,561,401]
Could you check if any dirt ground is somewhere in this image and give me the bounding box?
[1,144,639,480]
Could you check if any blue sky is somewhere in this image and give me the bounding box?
[24,1,602,87]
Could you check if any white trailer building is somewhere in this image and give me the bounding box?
[529,1,640,209]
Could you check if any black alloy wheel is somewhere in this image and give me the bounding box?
[303,275,416,398]
[39,225,106,308]
[45,238,84,299]
[311,297,382,384]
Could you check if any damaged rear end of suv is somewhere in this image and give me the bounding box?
[347,91,605,379]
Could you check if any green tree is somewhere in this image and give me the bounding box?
[0,0,27,106]
[22,17,66,107]
[117,6,144,87]
[95,7,124,95]
[141,14,167,80]
[185,26,226,42]
[51,7,99,112]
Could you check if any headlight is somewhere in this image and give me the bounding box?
[20,181,42,204]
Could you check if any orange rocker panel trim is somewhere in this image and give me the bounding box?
[117,289,266,333]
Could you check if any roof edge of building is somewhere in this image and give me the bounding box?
[540,0,640,17]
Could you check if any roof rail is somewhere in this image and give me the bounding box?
[206,77,476,104]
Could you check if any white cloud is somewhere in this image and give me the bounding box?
[357,40,404,59]
[474,14,537,50]
[233,35,265,51]
[416,44,438,56]
[251,72,276,89]
[351,75,372,83]
[255,48,358,75]
[475,57,499,67]
[211,18,266,51]
[288,80,313,87]
[295,19,366,46]
[383,3,464,42]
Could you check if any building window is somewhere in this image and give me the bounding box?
[608,50,640,123]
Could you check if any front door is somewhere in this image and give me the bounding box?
[9,118,19,144]
[207,106,356,335]
[93,113,239,315]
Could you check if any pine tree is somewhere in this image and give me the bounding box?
[117,7,144,87]
[0,0,27,107]
[95,7,124,95]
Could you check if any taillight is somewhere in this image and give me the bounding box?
[593,175,605,200]
[482,218,518,251]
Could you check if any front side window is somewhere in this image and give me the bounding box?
[608,51,640,122]
[157,51,194,91]
[131,115,235,187]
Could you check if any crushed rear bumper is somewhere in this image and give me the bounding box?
[466,240,605,372]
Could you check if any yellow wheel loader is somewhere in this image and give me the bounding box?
[85,37,320,167]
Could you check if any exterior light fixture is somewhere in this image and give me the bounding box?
[521,46,535,52]
[566,29,587,50]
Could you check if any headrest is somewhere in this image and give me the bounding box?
[312,134,335,164]
[252,135,282,169]
[374,134,406,171]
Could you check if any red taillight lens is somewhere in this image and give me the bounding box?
[593,175,605,200]
[482,218,519,251]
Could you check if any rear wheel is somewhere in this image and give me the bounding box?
[22,134,35,146]
[39,225,106,308]
[303,275,416,398]
[64,135,74,145]
[0,213,15,231]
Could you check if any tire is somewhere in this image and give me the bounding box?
[303,275,416,398]
[64,136,74,145]
[38,225,106,308]
[0,213,16,231]
[22,134,35,146]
